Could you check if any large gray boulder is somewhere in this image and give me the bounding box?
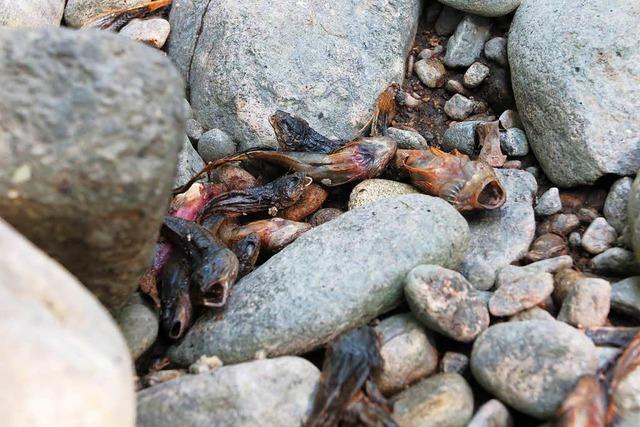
[0,0,65,27]
[169,195,469,365]
[137,357,319,427]
[509,0,640,186]
[0,28,185,309]
[438,0,520,17]
[168,0,420,149]
[630,174,640,262]
[0,219,135,427]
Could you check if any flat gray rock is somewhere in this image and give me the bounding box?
[0,0,64,27]
[471,320,598,419]
[460,169,537,290]
[581,217,617,255]
[169,195,469,365]
[509,0,640,186]
[489,270,553,316]
[611,276,640,320]
[168,0,420,149]
[444,14,492,68]
[114,292,158,360]
[137,357,319,427]
[604,177,633,234]
[0,28,185,308]
[439,0,521,17]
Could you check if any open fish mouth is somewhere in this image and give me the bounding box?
[476,179,506,210]
[200,282,229,307]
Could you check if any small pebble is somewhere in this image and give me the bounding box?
[185,118,203,142]
[558,278,611,328]
[603,177,633,234]
[467,399,513,427]
[175,137,206,188]
[418,48,434,60]
[308,208,342,226]
[414,58,446,88]
[610,276,640,320]
[577,207,600,223]
[568,231,581,248]
[385,127,430,150]
[498,109,522,129]
[445,79,471,96]
[552,268,585,305]
[444,15,492,68]
[502,160,521,169]
[188,355,223,374]
[535,187,562,216]
[441,121,480,155]
[463,62,490,88]
[197,128,236,163]
[490,269,554,316]
[484,37,508,67]
[349,179,419,210]
[581,217,617,254]
[590,247,640,275]
[537,213,580,236]
[509,306,555,322]
[526,233,568,262]
[435,6,462,36]
[499,128,529,156]
[518,255,573,274]
[444,94,476,120]
[119,18,171,49]
[439,352,469,375]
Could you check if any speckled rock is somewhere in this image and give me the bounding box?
[509,306,554,322]
[604,177,633,234]
[174,137,206,188]
[509,0,640,186]
[444,14,492,68]
[471,321,598,419]
[590,248,640,276]
[374,314,438,396]
[464,62,490,88]
[444,93,476,120]
[442,120,481,155]
[535,187,562,216]
[0,219,135,427]
[485,37,508,66]
[168,0,421,149]
[392,373,474,427]
[385,127,431,150]
[581,217,617,254]
[114,292,158,360]
[169,195,469,365]
[490,269,554,316]
[185,118,204,142]
[439,352,469,375]
[198,128,237,163]
[499,127,529,156]
[611,276,640,320]
[348,179,419,210]
[468,399,513,427]
[438,0,521,17]
[461,169,537,290]
[137,357,319,427]
[64,0,150,27]
[414,58,446,88]
[558,278,611,327]
[0,27,185,309]
[0,0,65,27]
[119,18,171,49]
[405,265,489,342]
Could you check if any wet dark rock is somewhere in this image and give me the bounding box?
[198,128,237,163]
[170,195,469,364]
[392,373,474,427]
[385,127,430,150]
[414,58,446,88]
[405,265,489,342]
[558,278,610,328]
[509,0,640,186]
[490,269,554,316]
[468,399,513,427]
[442,120,481,155]
[484,36,508,66]
[464,62,490,88]
[435,6,462,36]
[137,357,319,427]
[577,207,600,224]
[444,94,477,120]
[438,0,521,17]
[114,292,158,360]
[374,314,438,396]
[581,217,617,255]
[168,0,421,149]
[471,320,598,419]
[444,14,492,68]
[475,65,514,112]
[590,247,640,276]
[0,0,64,27]
[611,276,640,320]
[604,176,633,234]
[0,27,185,309]
[439,352,469,375]
[499,128,529,156]
[535,187,562,217]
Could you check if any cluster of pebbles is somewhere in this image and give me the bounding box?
[1,1,640,427]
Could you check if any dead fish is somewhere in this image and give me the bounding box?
[159,252,192,340]
[306,326,396,427]
[161,216,239,307]
[395,147,506,211]
[358,84,399,137]
[555,375,606,427]
[203,172,311,217]
[82,0,172,31]
[219,218,311,252]
[280,183,328,221]
[607,331,640,425]
[230,233,261,277]
[270,110,348,153]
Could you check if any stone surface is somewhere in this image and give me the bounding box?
[516,255,573,274]
[309,208,343,227]
[385,127,431,150]
[611,276,640,320]
[0,28,185,308]
[414,58,446,88]
[0,0,64,27]
[168,0,420,150]
[490,270,554,316]
[374,314,438,396]
[348,179,419,210]
[174,137,206,188]
[558,278,611,327]
[509,306,554,322]
[185,118,204,142]
[581,217,617,255]
[137,357,319,427]
[444,14,492,68]
[64,0,148,27]
[442,120,480,155]
[590,248,640,276]
[485,36,508,66]
[597,346,622,370]
[509,0,640,186]
[468,399,513,427]
[604,177,633,234]
[439,352,469,375]
[630,175,640,262]
[535,187,562,216]
[499,128,529,156]
[461,169,537,290]
[475,65,514,112]
[170,195,469,364]
[499,109,522,129]
[119,18,171,49]
[435,6,462,36]
[464,62,490,88]
[392,373,474,427]
[471,320,598,419]
[439,0,521,17]
[538,214,580,236]
[198,128,237,163]
[444,94,476,120]
[405,265,489,342]
[552,268,585,305]
[114,292,158,360]
[611,359,640,426]
[0,219,135,427]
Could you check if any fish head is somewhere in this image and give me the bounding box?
[453,160,506,211]
[274,172,312,208]
[269,110,309,150]
[160,288,192,340]
[191,249,239,307]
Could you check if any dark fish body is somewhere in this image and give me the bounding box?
[230,233,261,277]
[160,252,192,340]
[269,110,347,153]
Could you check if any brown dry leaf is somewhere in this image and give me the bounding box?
[477,121,507,167]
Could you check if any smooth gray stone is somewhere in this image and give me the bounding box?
[509,0,640,186]
[468,399,513,427]
[438,0,521,17]
[581,217,617,254]
[169,195,469,365]
[198,128,237,163]
[535,187,561,216]
[435,5,462,36]
[611,276,640,320]
[604,177,633,234]
[0,0,64,27]
[590,247,640,276]
[444,14,492,68]
[114,293,158,360]
[442,120,481,155]
[385,127,430,150]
